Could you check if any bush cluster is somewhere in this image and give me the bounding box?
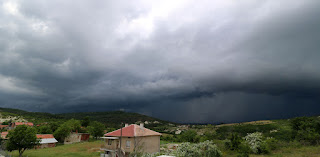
[175,141,222,157]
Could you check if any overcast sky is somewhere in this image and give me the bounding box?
[0,0,320,123]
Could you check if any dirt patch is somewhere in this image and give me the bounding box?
[216,120,274,127]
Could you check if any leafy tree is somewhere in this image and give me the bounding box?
[54,119,81,142]
[81,116,90,127]
[88,121,105,139]
[65,119,81,132]
[6,125,39,157]
[49,122,61,133]
[54,124,72,142]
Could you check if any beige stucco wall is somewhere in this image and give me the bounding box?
[120,137,135,153]
[135,136,160,153]
[104,135,160,154]
[104,139,119,150]
[64,133,81,144]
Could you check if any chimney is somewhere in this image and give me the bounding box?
[125,123,129,127]
[140,123,144,129]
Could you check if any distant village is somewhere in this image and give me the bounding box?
[1,121,89,148]
[0,117,171,157]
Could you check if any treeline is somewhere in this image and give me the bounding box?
[58,111,171,128]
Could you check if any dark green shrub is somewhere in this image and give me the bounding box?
[265,137,278,150]
[270,129,292,141]
[225,133,242,150]
[237,143,250,157]
[258,141,270,154]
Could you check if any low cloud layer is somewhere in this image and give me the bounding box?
[1,0,320,123]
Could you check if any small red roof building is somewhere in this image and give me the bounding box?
[14,122,34,127]
[104,124,162,137]
[36,134,58,148]
[36,134,55,139]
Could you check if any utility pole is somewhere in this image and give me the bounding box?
[119,123,123,157]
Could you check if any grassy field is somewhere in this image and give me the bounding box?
[224,144,320,157]
[9,140,104,157]
[220,146,320,157]
[6,140,320,157]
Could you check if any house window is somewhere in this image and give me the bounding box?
[108,140,112,145]
[126,140,131,148]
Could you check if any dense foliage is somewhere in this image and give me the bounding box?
[81,116,90,127]
[37,125,53,134]
[290,117,320,145]
[87,121,105,139]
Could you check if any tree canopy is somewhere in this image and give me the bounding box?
[54,119,81,142]
[88,121,105,139]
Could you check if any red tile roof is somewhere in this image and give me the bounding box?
[104,124,161,137]
[36,134,55,139]
[15,122,34,126]
[1,132,8,139]
[0,125,8,129]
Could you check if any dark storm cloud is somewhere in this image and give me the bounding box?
[1,0,320,123]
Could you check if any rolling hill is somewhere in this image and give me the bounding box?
[0,107,174,129]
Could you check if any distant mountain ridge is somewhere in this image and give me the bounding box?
[0,107,174,128]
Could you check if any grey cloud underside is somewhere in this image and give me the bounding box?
[0,0,320,123]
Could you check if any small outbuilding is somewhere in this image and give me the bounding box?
[64,132,90,144]
[36,134,58,149]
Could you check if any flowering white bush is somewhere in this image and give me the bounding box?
[175,142,202,157]
[243,132,263,154]
[132,141,222,157]
[175,141,222,157]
